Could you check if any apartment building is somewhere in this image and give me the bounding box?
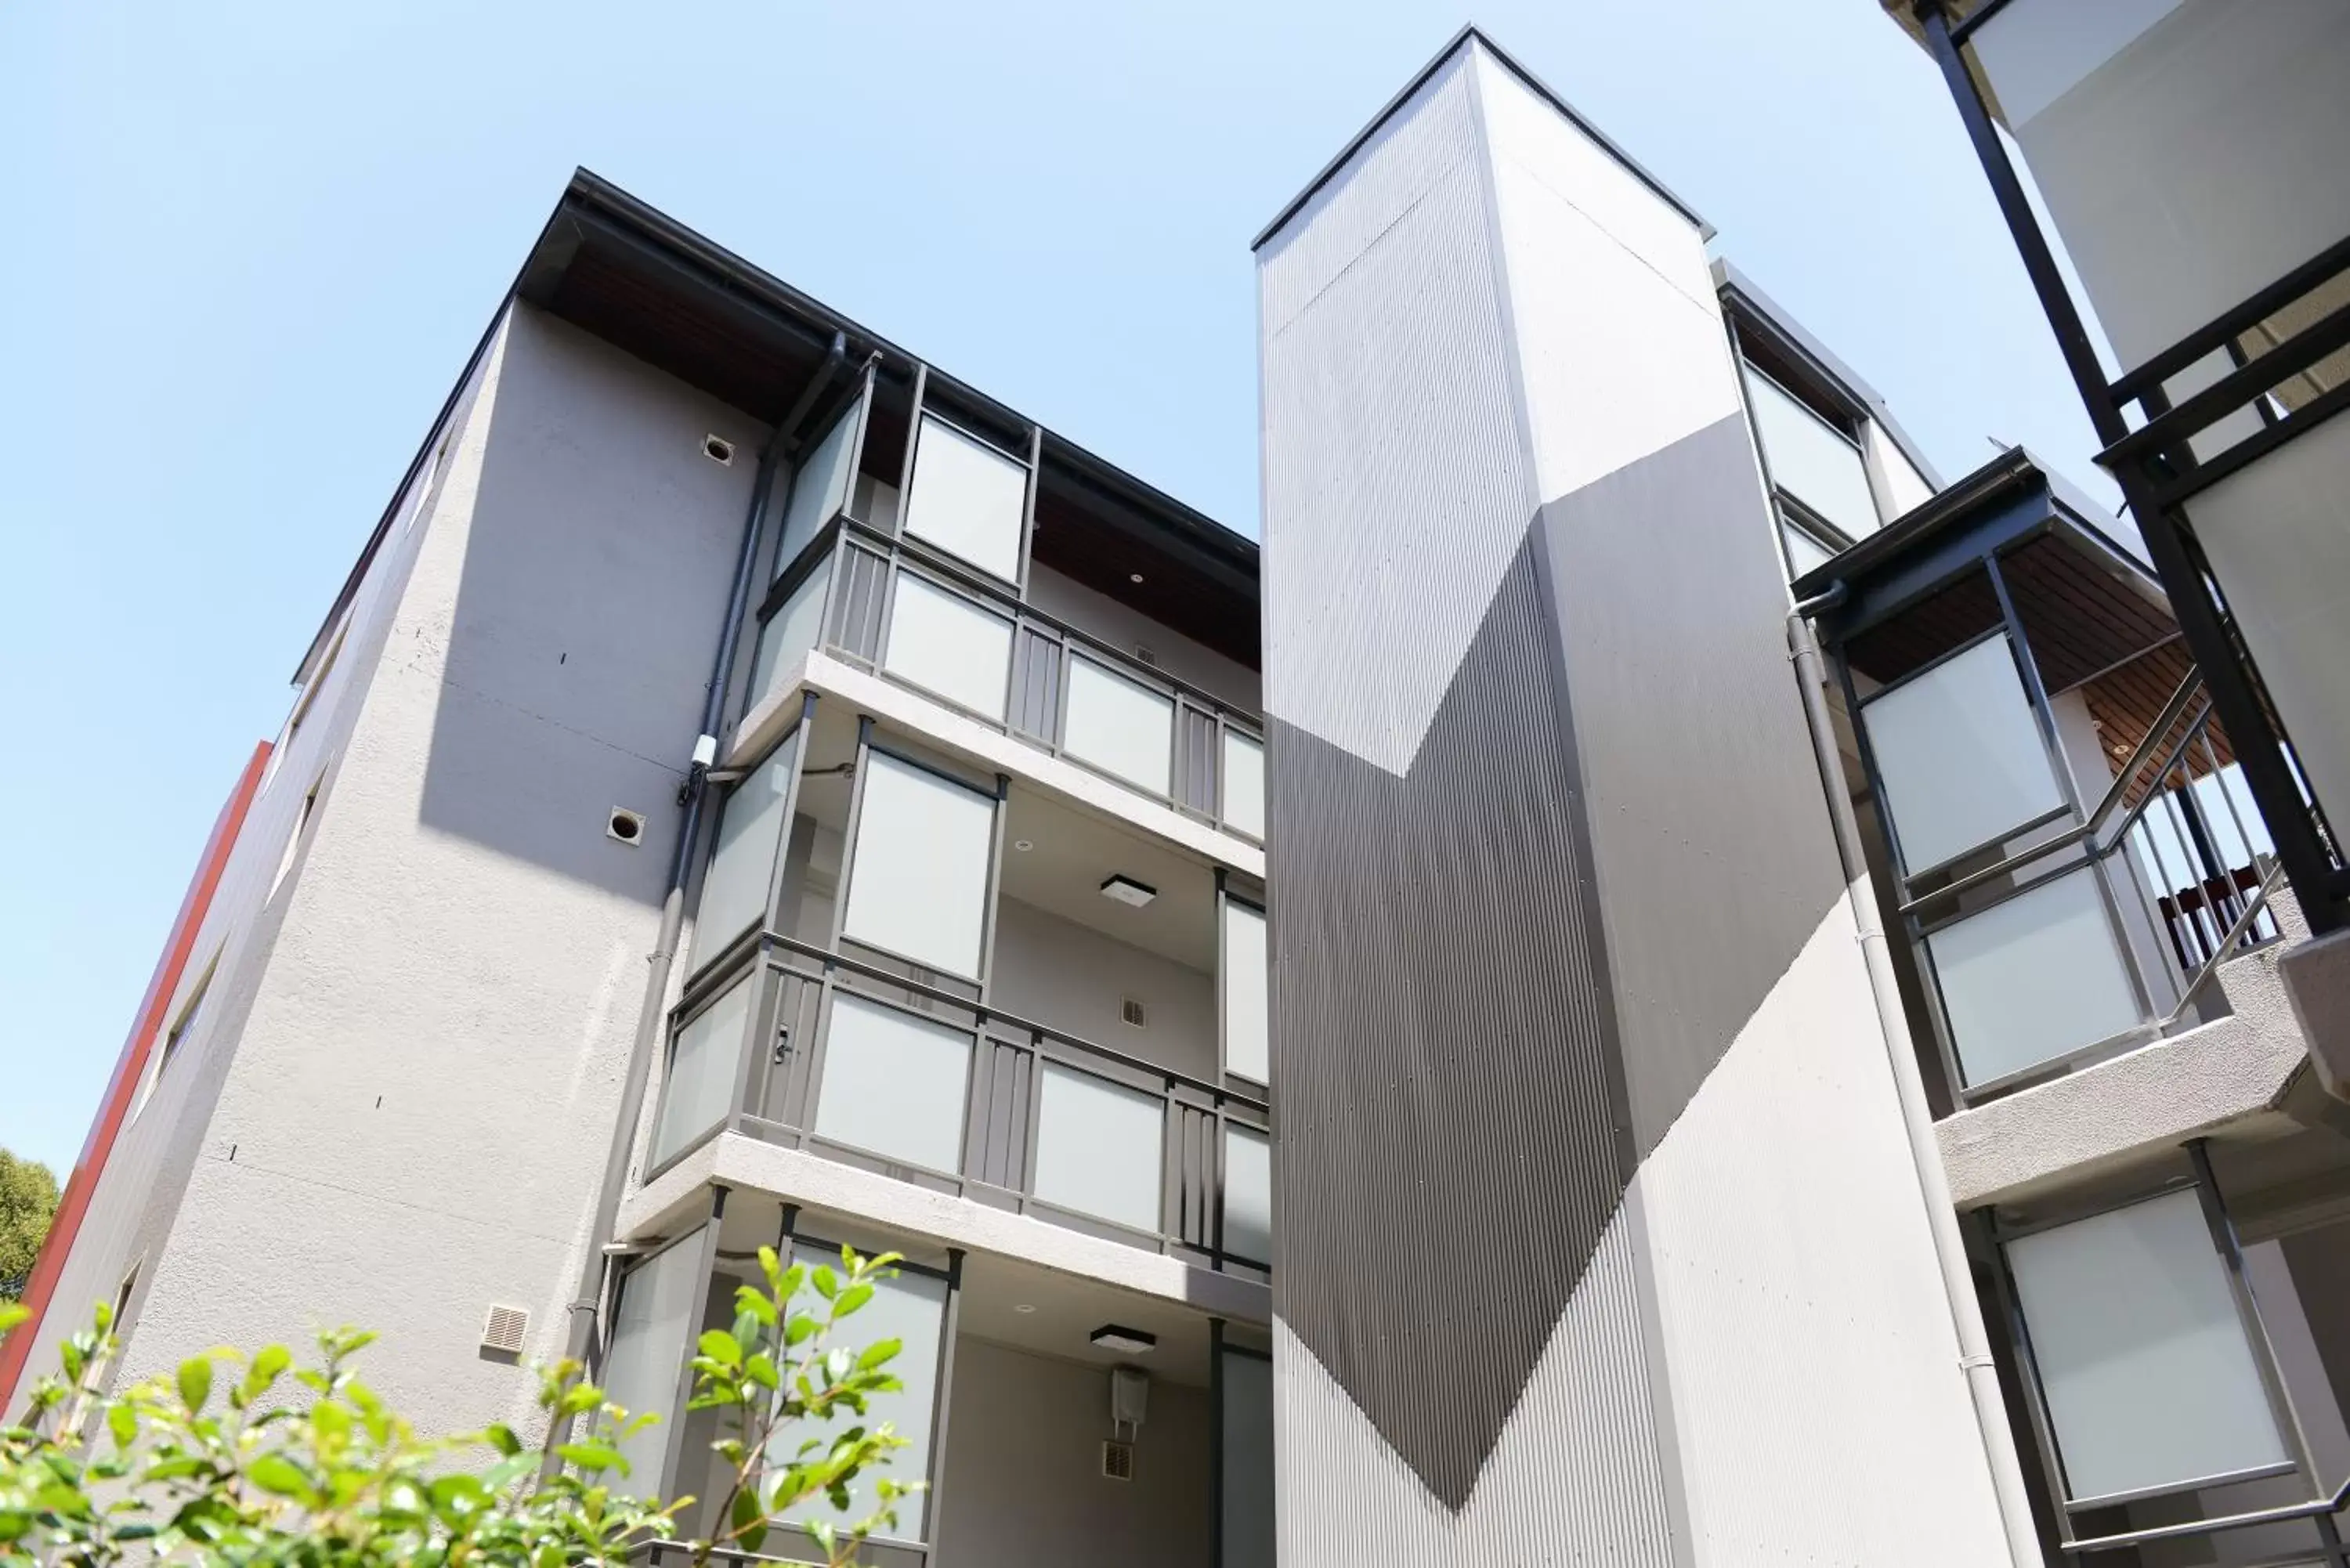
[1879,0,2350,1021]
[2,174,1277,1568]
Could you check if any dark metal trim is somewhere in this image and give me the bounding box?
[2110,233,2350,406]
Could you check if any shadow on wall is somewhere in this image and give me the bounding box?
[414,309,768,905]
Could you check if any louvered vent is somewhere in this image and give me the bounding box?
[1101,1440,1135,1481]
[1133,645,1159,668]
[481,1304,530,1355]
[1120,997,1148,1028]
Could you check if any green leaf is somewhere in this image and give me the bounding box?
[833,1283,873,1319]
[107,1403,137,1449]
[783,1313,818,1346]
[854,1338,903,1372]
[557,1441,624,1475]
[745,1353,780,1390]
[246,1453,314,1499]
[483,1422,522,1458]
[0,1303,28,1335]
[176,1356,212,1414]
[812,1265,839,1301]
[699,1328,743,1369]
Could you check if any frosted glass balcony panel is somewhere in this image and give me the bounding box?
[1223,899,1269,1085]
[881,573,1013,721]
[777,1262,947,1537]
[652,977,754,1167]
[1032,1063,1163,1234]
[689,741,794,971]
[812,993,971,1174]
[2007,1190,2289,1502]
[840,752,995,980]
[900,414,1025,582]
[1928,866,2141,1086]
[1220,1349,1276,1568]
[1864,635,2068,874]
[1744,367,1880,542]
[600,1229,707,1488]
[774,406,858,579]
[1065,656,1173,795]
[1224,1125,1272,1263]
[1223,731,1266,839]
[748,556,832,712]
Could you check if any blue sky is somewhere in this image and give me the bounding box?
[0,0,2111,1178]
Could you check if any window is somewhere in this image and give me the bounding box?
[267,779,321,903]
[1222,898,1269,1085]
[2006,1190,2290,1503]
[773,406,859,580]
[812,993,971,1174]
[266,620,347,787]
[1222,731,1267,839]
[598,1230,708,1487]
[1743,364,1880,543]
[840,752,996,980]
[134,962,215,1121]
[1064,656,1174,794]
[1860,635,2067,875]
[880,572,1014,720]
[650,975,755,1168]
[1780,518,1835,581]
[688,739,796,974]
[899,414,1026,582]
[748,556,833,714]
[776,1255,948,1539]
[1032,1064,1163,1234]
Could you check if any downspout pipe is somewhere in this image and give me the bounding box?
[1786,591,2044,1567]
[543,331,848,1476]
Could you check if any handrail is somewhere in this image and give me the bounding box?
[829,514,1263,731]
[2107,232,2350,406]
[2157,861,2285,1030]
[2066,1470,2350,1555]
[761,930,1268,1117]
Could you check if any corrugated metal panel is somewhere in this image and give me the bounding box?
[829,544,889,663]
[1256,37,1674,1552]
[1007,626,1061,742]
[1173,706,1217,816]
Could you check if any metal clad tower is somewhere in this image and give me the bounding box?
[1255,30,2012,1563]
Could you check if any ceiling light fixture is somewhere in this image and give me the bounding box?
[1013,839,1034,852]
[1013,1303,1036,1315]
[1090,1324,1157,1356]
[1099,875,1157,908]
[1129,573,1144,584]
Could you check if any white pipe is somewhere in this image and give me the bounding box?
[1788,610,2045,1567]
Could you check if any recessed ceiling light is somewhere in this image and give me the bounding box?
[1099,875,1157,908]
[1013,839,1034,852]
[1013,1303,1036,1315]
[1090,1324,1156,1355]
[1129,573,1144,584]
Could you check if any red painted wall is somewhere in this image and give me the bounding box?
[0,741,271,1410]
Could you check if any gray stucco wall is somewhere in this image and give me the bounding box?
[933,1336,1210,1568]
[16,303,769,1441]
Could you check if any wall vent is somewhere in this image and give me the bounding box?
[703,434,736,466]
[480,1304,530,1356]
[1133,645,1159,668]
[1100,1440,1135,1481]
[1120,997,1148,1028]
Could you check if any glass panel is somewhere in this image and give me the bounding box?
[652,977,754,1167]
[778,1260,948,1538]
[1928,865,2142,1086]
[1222,730,1266,839]
[1781,519,1835,580]
[1224,1125,1271,1263]
[1032,1063,1163,1234]
[1972,0,2350,371]
[774,406,859,580]
[1223,899,1269,1085]
[1220,1349,1277,1568]
[881,573,1013,721]
[598,1227,706,1489]
[841,752,995,979]
[749,555,833,712]
[1863,635,2068,874]
[1743,366,1880,541]
[2007,1190,2289,1502]
[900,414,1025,582]
[1064,656,1173,794]
[689,741,794,971]
[813,993,971,1173]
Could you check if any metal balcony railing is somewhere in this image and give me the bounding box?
[761,515,1265,844]
[646,932,1271,1279]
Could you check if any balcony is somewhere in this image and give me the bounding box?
[735,367,1264,847]
[602,1188,1275,1568]
[645,699,1271,1281]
